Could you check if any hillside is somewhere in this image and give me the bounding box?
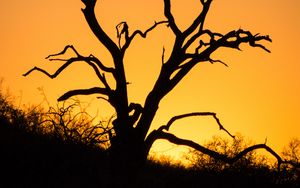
[0,92,298,187]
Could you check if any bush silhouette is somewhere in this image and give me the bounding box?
[0,90,109,187]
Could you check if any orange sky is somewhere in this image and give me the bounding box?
[1,0,300,160]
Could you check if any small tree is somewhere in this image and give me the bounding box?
[24,0,296,171]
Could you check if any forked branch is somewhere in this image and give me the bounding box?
[201,29,272,54]
[167,29,271,92]
[182,0,212,38]
[23,45,115,100]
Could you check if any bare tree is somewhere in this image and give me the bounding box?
[24,0,296,170]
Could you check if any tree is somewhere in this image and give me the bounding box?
[23,0,296,171]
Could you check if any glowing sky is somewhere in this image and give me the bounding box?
[1,0,300,159]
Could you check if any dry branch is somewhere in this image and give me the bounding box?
[120,21,168,51]
[23,45,114,98]
[158,112,234,138]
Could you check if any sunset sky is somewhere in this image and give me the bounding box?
[1,0,300,160]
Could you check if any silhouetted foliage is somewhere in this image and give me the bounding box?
[187,134,264,171]
[186,135,300,187]
[39,99,112,148]
[1,89,299,187]
[279,138,300,186]
[0,87,110,187]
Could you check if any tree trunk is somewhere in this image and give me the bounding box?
[107,132,147,186]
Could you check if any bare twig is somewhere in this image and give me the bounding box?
[208,58,228,67]
[46,45,81,59]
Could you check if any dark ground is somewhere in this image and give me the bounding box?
[1,118,298,188]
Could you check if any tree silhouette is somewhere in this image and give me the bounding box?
[24,0,297,172]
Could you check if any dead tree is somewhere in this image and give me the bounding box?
[24,0,295,170]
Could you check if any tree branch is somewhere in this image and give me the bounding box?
[57,87,110,101]
[182,0,212,38]
[24,57,110,89]
[46,45,81,59]
[120,21,168,51]
[204,29,272,54]
[163,0,181,36]
[47,45,114,73]
[81,0,120,57]
[81,1,129,118]
[208,58,228,67]
[131,21,169,39]
[88,54,115,73]
[184,30,223,52]
[169,29,271,91]
[24,45,114,93]
[158,112,235,138]
[145,130,299,170]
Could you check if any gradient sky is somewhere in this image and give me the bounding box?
[1,0,300,160]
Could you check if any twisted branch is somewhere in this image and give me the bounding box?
[158,112,235,138]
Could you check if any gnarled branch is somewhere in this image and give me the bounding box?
[47,45,115,73]
[119,21,169,51]
[23,45,114,94]
[204,29,272,53]
[167,29,271,92]
[158,112,234,138]
[131,21,169,39]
